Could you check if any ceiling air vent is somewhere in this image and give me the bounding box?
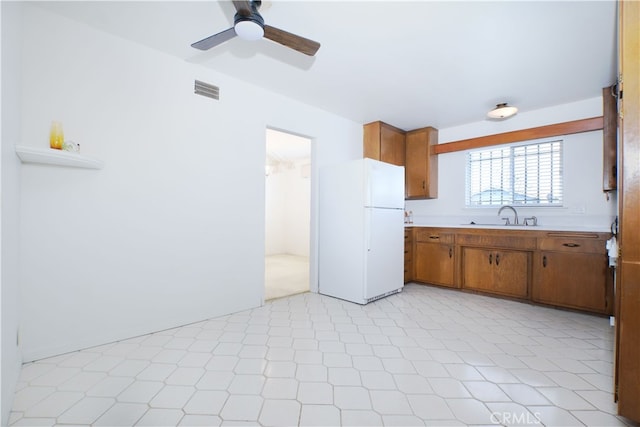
[194,80,219,100]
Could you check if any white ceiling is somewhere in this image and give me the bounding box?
[33,1,617,131]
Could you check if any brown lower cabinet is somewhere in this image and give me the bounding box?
[462,247,529,298]
[407,227,613,315]
[404,228,413,283]
[532,232,613,314]
[533,251,612,314]
[413,228,456,287]
[415,241,456,287]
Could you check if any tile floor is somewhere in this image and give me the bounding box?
[9,284,639,427]
[264,254,309,301]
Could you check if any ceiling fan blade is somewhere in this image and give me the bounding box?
[232,0,253,16]
[191,27,237,50]
[264,25,320,56]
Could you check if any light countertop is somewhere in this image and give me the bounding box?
[403,214,615,233]
[405,223,611,233]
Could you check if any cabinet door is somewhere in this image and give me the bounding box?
[364,121,405,166]
[405,127,438,199]
[616,1,640,421]
[533,251,611,314]
[405,131,427,198]
[491,250,529,298]
[603,84,617,191]
[414,242,455,287]
[404,229,413,283]
[462,248,529,298]
[380,124,405,166]
[461,247,495,292]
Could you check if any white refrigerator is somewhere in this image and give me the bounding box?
[319,158,405,304]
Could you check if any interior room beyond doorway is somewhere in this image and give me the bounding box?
[264,129,311,300]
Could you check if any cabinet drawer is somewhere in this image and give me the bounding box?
[538,233,606,254]
[415,228,454,244]
[404,228,413,241]
[457,233,536,250]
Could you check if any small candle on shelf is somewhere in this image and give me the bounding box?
[49,121,64,150]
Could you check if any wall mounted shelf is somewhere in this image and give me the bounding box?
[15,145,104,169]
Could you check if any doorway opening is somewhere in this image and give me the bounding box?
[264,128,311,301]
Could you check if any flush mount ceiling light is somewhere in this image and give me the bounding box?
[487,103,518,119]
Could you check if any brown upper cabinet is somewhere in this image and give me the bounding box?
[405,127,438,199]
[363,122,439,200]
[603,84,618,192]
[363,121,406,167]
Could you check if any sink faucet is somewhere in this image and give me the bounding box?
[498,205,519,225]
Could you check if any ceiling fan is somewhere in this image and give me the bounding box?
[191,0,321,56]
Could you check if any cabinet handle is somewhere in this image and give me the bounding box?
[429,236,439,240]
[404,250,409,254]
[489,253,493,265]
[496,253,500,266]
[543,255,547,268]
[605,271,610,308]
[422,180,426,190]
[562,243,581,248]
[449,247,453,258]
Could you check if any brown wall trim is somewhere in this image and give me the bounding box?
[433,116,604,154]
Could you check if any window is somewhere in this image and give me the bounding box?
[466,140,563,207]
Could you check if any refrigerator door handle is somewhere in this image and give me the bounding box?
[366,209,372,251]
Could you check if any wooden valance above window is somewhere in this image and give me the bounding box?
[433,116,604,155]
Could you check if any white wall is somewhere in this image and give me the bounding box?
[18,4,361,362]
[406,97,617,229]
[1,2,24,424]
[265,159,311,257]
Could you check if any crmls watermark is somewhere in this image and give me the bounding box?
[490,411,542,425]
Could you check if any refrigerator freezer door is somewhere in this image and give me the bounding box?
[364,207,404,301]
[364,158,405,209]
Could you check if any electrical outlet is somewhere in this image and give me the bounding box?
[572,205,586,214]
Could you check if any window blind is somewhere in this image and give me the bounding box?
[466,140,563,206]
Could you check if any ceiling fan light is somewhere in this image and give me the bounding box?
[235,20,264,41]
[487,103,518,119]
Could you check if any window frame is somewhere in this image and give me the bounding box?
[465,138,564,208]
